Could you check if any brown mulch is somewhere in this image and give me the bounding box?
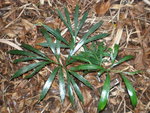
[0,0,150,113]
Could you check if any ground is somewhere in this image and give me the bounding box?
[0,0,150,113]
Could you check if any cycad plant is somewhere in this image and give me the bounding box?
[70,42,139,112]
[8,5,138,112]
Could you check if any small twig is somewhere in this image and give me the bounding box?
[63,103,71,113]
[116,97,124,113]
[124,96,126,113]
[41,103,49,113]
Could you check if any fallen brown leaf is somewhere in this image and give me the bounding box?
[81,86,92,106]
[95,0,111,15]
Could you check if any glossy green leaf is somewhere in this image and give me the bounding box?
[70,76,83,102]
[97,42,105,64]
[75,51,92,58]
[71,55,91,63]
[98,70,106,76]
[68,52,96,65]
[21,43,47,58]
[70,21,103,56]
[90,42,97,51]
[25,62,49,79]
[84,33,109,44]
[84,21,103,36]
[70,71,93,89]
[121,73,137,107]
[58,68,66,102]
[70,64,104,71]
[13,56,47,64]
[57,9,67,24]
[67,73,74,104]
[40,67,59,100]
[122,70,141,75]
[88,57,100,65]
[75,11,88,37]
[11,62,46,80]
[81,52,97,60]
[103,52,111,57]
[64,8,71,27]
[66,58,77,66]
[42,24,69,45]
[111,55,134,68]
[8,50,37,57]
[57,9,74,38]
[74,5,79,35]
[98,73,110,112]
[38,42,69,48]
[40,28,56,54]
[111,44,119,63]
[56,40,60,55]
[64,8,73,35]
